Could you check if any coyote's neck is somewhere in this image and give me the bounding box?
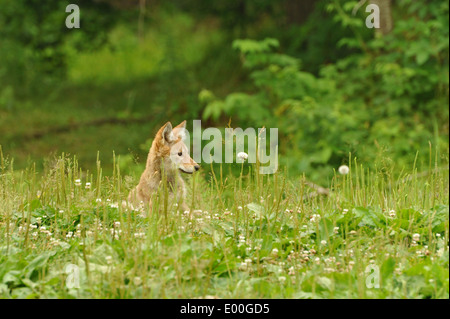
[144,148,178,185]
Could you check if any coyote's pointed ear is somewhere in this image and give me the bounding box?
[161,121,174,144]
[173,120,187,140]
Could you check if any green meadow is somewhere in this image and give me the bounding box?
[0,149,448,298]
[0,0,448,299]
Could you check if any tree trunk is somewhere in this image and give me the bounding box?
[284,0,319,25]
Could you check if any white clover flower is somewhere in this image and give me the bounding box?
[75,179,81,186]
[338,165,349,175]
[85,182,91,189]
[288,267,295,276]
[321,240,327,246]
[278,276,286,282]
[412,233,420,242]
[237,152,248,161]
[239,262,247,270]
[133,277,142,286]
[388,209,396,218]
[105,256,113,264]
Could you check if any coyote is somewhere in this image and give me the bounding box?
[127,121,199,213]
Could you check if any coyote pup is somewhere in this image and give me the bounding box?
[128,121,199,213]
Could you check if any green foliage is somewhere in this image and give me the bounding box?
[0,0,119,90]
[67,12,224,85]
[201,1,449,182]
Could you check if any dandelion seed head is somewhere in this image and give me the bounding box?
[338,165,349,175]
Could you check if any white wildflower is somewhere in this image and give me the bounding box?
[133,277,142,286]
[237,152,248,161]
[338,165,349,175]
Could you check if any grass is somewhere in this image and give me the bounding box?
[0,147,448,299]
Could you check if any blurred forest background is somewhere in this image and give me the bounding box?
[0,0,448,183]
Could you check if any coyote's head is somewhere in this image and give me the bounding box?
[156,121,199,174]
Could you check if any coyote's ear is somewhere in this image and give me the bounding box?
[173,120,187,140]
[161,122,174,144]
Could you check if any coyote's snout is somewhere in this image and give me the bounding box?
[127,120,199,213]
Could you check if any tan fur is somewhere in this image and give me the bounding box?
[127,121,199,214]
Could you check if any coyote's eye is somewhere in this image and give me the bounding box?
[178,151,182,156]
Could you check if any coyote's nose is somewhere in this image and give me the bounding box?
[194,165,200,171]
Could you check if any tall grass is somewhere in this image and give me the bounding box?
[0,146,448,298]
